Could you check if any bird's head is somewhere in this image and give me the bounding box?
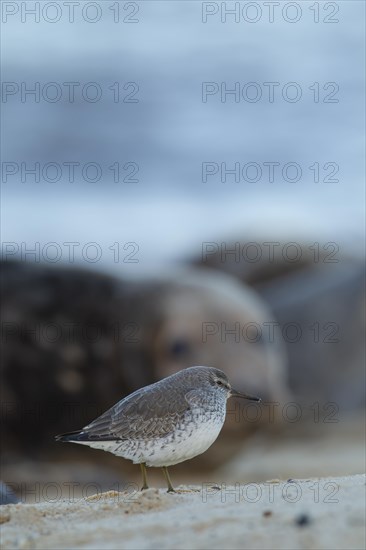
[184,366,261,402]
[210,368,261,402]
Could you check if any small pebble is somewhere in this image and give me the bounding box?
[295,514,311,527]
[0,511,11,524]
[263,510,272,518]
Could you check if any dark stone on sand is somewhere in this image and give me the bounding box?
[0,482,19,505]
[295,513,311,527]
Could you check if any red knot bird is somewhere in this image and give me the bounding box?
[55,366,261,492]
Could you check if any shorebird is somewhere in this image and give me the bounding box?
[56,366,260,492]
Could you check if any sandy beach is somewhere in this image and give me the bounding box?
[1,474,365,550]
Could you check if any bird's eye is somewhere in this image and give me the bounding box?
[216,380,223,386]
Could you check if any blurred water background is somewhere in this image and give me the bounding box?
[2,0,365,273]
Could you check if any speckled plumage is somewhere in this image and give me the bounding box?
[56,366,260,490]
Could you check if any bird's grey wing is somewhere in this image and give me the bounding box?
[83,384,192,440]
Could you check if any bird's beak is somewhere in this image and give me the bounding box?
[229,388,261,402]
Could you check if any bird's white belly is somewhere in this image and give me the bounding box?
[141,416,224,467]
[74,414,225,467]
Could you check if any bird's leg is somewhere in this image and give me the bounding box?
[140,463,149,491]
[162,466,175,493]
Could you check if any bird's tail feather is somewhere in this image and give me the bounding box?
[55,430,118,442]
[55,430,89,442]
